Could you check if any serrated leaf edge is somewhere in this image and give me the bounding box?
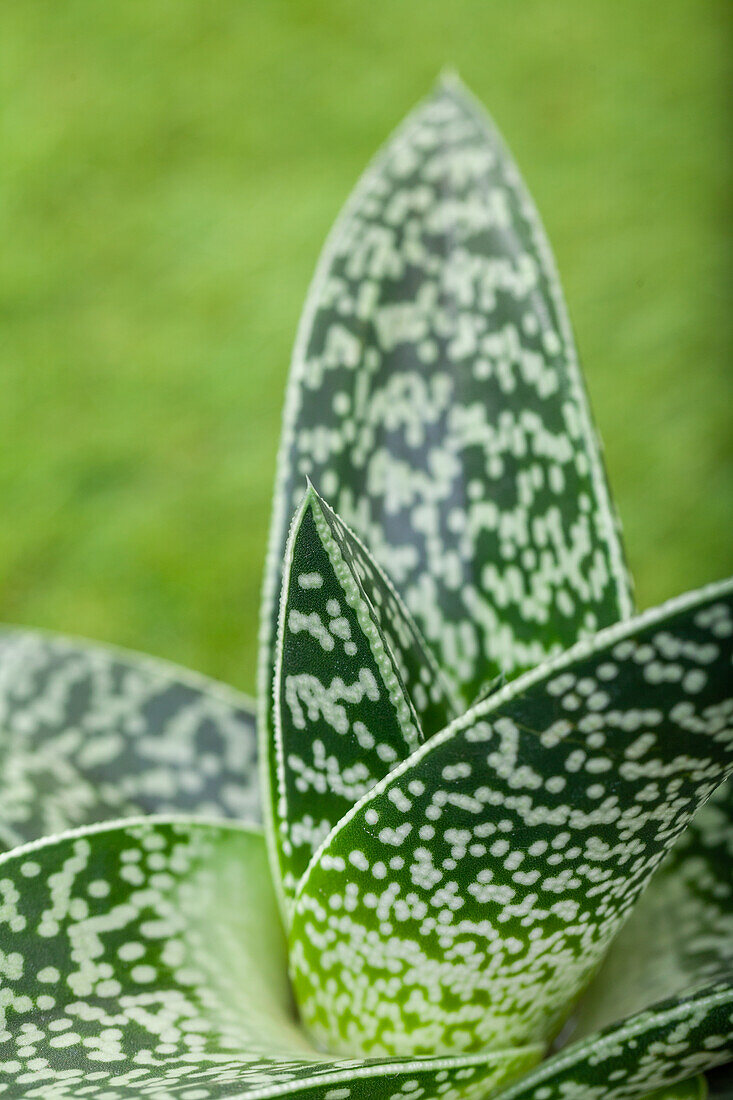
[268,484,426,921]
[294,574,733,904]
[492,986,732,1100]
[0,813,542,1100]
[319,494,462,719]
[438,73,634,621]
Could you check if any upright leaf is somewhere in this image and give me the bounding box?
[290,579,733,1057]
[267,486,455,919]
[0,628,260,850]
[0,817,539,1099]
[316,488,460,734]
[259,74,633,757]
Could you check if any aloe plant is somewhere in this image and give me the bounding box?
[1,76,731,1100]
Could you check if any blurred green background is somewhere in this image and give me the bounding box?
[1,1,730,694]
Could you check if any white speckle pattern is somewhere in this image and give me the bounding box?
[4,75,733,1100]
[289,581,733,1058]
[258,76,633,774]
[270,487,456,918]
[0,630,260,850]
[573,776,733,1035]
[492,988,732,1099]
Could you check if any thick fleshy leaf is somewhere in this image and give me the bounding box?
[258,75,633,762]
[490,988,731,1100]
[315,487,459,735]
[0,628,260,851]
[290,578,733,1057]
[267,486,455,918]
[0,817,539,1099]
[572,776,733,1037]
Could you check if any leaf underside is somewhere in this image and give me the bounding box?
[0,628,260,852]
[258,74,633,778]
[290,579,733,1059]
[0,818,539,1100]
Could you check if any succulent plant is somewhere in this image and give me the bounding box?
[0,77,731,1100]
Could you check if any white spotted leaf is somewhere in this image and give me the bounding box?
[258,73,634,767]
[0,628,260,851]
[4,76,733,1100]
[289,579,733,1058]
[0,817,540,1099]
[490,989,731,1100]
[572,777,733,1038]
[488,782,733,1098]
[267,485,456,919]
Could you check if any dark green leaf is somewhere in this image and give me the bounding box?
[491,990,730,1100]
[0,817,539,1098]
[573,777,733,1035]
[259,75,633,754]
[0,628,259,851]
[641,1078,708,1100]
[267,486,455,918]
[290,579,733,1057]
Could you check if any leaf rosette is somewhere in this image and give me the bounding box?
[1,77,731,1100]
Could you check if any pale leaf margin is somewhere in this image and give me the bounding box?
[267,484,432,920]
[491,989,730,1100]
[298,574,733,896]
[288,576,733,1056]
[0,815,540,1100]
[257,71,634,756]
[0,624,259,851]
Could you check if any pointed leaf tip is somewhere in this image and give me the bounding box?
[264,487,456,922]
[259,73,633,738]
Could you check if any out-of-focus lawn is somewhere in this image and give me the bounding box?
[1,1,730,694]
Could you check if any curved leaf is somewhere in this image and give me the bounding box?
[290,579,733,1057]
[491,988,731,1100]
[0,817,539,1098]
[572,777,733,1036]
[259,74,633,757]
[267,486,457,917]
[0,628,260,851]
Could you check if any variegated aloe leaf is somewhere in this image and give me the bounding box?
[289,578,733,1058]
[0,817,540,1099]
[489,786,733,1098]
[267,485,456,918]
[573,777,733,1036]
[258,75,633,768]
[489,988,731,1100]
[0,628,260,851]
